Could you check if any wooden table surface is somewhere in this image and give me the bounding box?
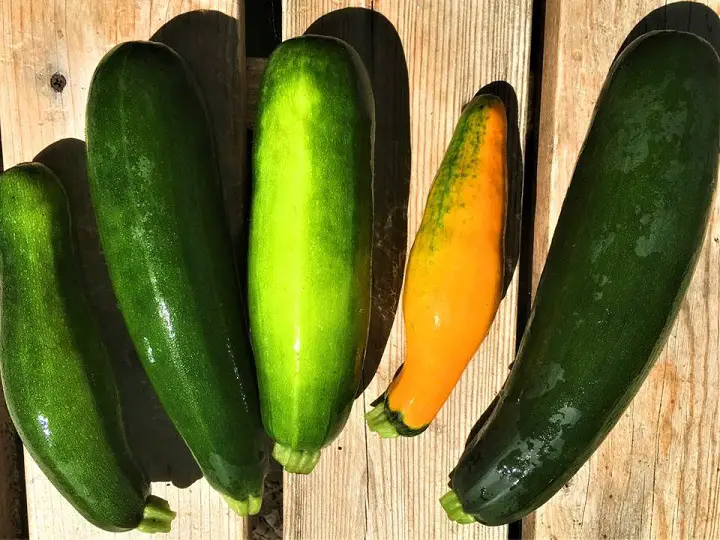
[0,1,718,539]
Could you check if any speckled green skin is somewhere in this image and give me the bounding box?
[0,164,149,531]
[249,36,374,460]
[86,42,267,506]
[448,31,720,526]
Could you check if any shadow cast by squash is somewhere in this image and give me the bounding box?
[617,1,720,59]
[474,81,524,298]
[152,10,252,274]
[305,8,412,397]
[35,139,202,489]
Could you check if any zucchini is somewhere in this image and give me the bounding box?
[249,36,374,474]
[0,163,175,532]
[366,95,507,437]
[442,30,720,526]
[86,41,267,514]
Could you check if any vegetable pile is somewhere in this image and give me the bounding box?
[0,27,717,534]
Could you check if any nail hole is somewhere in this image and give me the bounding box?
[50,73,66,93]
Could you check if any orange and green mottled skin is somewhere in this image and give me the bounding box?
[445,31,720,526]
[86,41,267,514]
[249,36,374,474]
[365,95,507,438]
[0,164,173,531]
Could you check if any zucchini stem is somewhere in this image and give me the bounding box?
[137,495,176,534]
[365,402,400,438]
[440,490,476,525]
[273,443,321,474]
[222,491,264,516]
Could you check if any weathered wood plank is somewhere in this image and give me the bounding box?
[280,1,532,539]
[530,1,720,538]
[0,1,251,538]
[363,2,531,539]
[280,6,372,540]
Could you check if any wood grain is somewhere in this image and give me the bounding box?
[280,7,372,540]
[0,1,251,538]
[530,1,720,538]
[365,2,532,539]
[281,1,533,539]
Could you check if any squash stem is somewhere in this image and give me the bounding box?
[365,402,399,438]
[222,491,264,516]
[273,443,321,474]
[137,495,176,534]
[440,490,476,525]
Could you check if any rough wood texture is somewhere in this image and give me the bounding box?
[530,1,720,538]
[0,1,251,538]
[282,1,532,539]
[280,7,373,538]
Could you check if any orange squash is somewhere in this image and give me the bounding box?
[366,94,507,437]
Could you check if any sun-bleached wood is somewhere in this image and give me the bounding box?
[280,7,372,540]
[530,1,720,538]
[364,2,531,539]
[282,1,532,539]
[0,1,250,538]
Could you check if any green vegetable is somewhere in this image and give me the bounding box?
[443,30,720,526]
[0,163,175,533]
[86,41,267,514]
[249,35,374,474]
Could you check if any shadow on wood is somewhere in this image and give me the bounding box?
[0,407,26,539]
[306,8,411,397]
[152,10,251,273]
[34,139,202,489]
[474,81,524,298]
[617,2,720,60]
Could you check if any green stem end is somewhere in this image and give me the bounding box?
[440,490,476,525]
[222,491,264,516]
[137,495,176,534]
[273,442,321,474]
[365,402,399,438]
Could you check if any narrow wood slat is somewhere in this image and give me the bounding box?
[0,1,251,538]
[281,1,532,539]
[530,1,720,538]
[364,2,531,539]
[280,6,372,540]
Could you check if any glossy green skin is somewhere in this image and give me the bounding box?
[86,42,267,503]
[450,31,720,525]
[0,164,148,531]
[250,36,374,452]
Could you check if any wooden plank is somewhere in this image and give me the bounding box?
[280,7,372,540]
[364,2,531,539]
[0,1,251,538]
[530,1,720,538]
[281,1,532,539]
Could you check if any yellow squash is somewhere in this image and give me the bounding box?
[366,94,507,437]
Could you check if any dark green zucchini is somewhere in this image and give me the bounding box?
[0,163,175,532]
[86,41,267,514]
[443,30,720,526]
